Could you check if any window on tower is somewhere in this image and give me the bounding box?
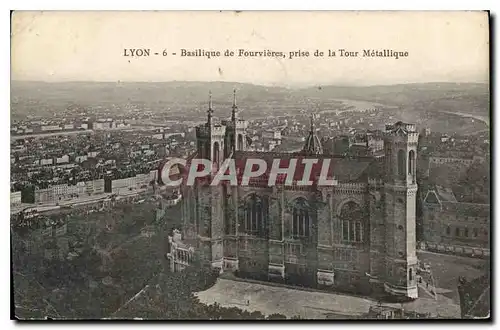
[397,149,405,177]
[340,201,364,243]
[237,134,244,151]
[213,141,220,164]
[408,150,415,176]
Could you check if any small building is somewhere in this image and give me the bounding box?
[421,187,490,256]
[166,229,194,272]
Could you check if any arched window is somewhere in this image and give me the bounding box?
[244,194,265,237]
[237,134,244,151]
[408,150,415,175]
[213,142,220,164]
[292,198,310,238]
[340,201,364,243]
[204,143,210,160]
[397,149,405,177]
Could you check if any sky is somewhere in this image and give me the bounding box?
[11,11,490,87]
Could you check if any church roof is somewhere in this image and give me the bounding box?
[423,187,490,217]
[424,186,457,204]
[232,151,376,185]
[424,190,441,204]
[435,186,458,202]
[385,121,417,135]
[175,149,381,187]
[440,202,490,217]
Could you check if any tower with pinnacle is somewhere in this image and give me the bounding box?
[382,121,419,298]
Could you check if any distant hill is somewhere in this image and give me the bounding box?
[10,80,290,106]
[10,81,490,119]
[299,82,490,115]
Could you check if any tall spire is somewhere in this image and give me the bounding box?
[207,90,214,126]
[231,89,238,122]
[303,114,323,155]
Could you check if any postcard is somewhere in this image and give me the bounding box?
[10,11,490,320]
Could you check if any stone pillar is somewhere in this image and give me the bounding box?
[317,200,332,246]
[269,196,282,240]
[368,190,385,285]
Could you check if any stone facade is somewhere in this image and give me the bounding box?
[421,189,490,256]
[179,94,419,299]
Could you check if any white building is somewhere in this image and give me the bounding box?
[40,158,53,166]
[41,125,62,132]
[429,157,474,166]
[75,155,88,163]
[166,230,194,272]
[10,191,22,206]
[85,179,105,195]
[56,155,70,164]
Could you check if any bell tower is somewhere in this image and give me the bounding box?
[193,92,226,270]
[195,91,226,166]
[382,121,419,299]
[231,89,248,152]
[223,89,248,155]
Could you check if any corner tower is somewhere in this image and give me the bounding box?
[195,91,226,166]
[224,89,248,155]
[382,121,419,299]
[192,92,226,270]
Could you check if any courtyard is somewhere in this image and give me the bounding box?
[196,277,461,319]
[196,251,488,319]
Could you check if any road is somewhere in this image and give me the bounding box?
[417,250,488,304]
[11,188,151,215]
[11,129,94,141]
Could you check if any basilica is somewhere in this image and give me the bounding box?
[179,91,419,299]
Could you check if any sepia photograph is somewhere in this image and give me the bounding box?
[9,10,491,320]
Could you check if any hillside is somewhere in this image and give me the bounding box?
[10,81,490,122]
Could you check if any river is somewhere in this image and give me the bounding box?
[439,111,490,127]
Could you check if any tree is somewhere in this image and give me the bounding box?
[136,261,293,320]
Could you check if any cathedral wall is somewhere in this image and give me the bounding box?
[367,188,386,281]
[317,189,333,247]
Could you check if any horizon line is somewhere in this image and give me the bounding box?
[10,79,489,89]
